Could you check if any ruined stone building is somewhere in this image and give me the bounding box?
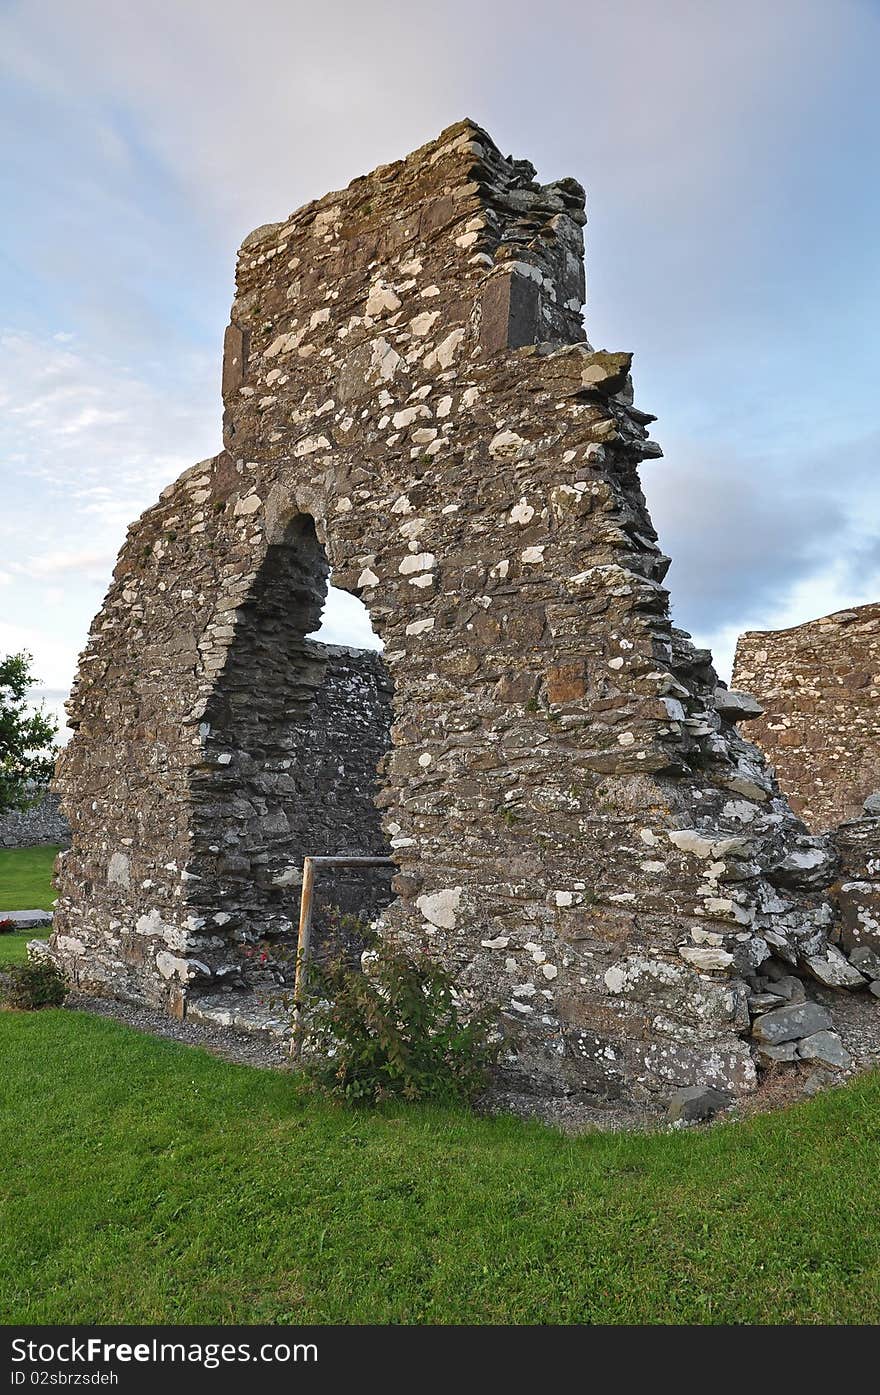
[47,121,877,1107]
[734,604,880,831]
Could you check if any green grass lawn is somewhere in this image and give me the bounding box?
[2,1007,880,1324]
[0,846,58,965]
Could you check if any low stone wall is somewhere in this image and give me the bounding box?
[0,789,70,850]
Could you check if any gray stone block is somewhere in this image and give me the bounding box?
[797,1030,853,1070]
[666,1086,732,1124]
[0,909,53,930]
[751,1002,833,1045]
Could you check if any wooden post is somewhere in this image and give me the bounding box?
[288,854,394,1060]
[290,855,316,1060]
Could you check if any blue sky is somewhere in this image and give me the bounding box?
[1,0,879,738]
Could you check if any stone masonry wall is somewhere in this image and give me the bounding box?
[733,604,880,831]
[50,120,860,1102]
[0,786,70,850]
[830,816,880,964]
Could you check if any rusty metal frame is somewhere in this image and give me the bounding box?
[290,854,394,1058]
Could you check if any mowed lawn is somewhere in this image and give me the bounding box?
[2,1005,880,1324]
[2,843,879,1323]
[0,846,58,965]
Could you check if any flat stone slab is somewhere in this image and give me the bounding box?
[804,945,867,988]
[0,909,53,930]
[187,992,290,1039]
[713,686,764,722]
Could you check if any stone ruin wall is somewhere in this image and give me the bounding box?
[733,604,880,830]
[733,603,880,990]
[831,817,880,972]
[49,120,873,1104]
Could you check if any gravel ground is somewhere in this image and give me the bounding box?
[66,993,292,1071]
[814,982,880,1072]
[478,1087,662,1134]
[65,992,665,1132]
[63,982,880,1135]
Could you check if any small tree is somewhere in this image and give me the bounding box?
[0,653,59,814]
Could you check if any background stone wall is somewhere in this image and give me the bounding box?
[51,120,854,1102]
[733,604,880,831]
[0,786,70,850]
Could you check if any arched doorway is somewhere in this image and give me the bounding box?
[188,513,394,989]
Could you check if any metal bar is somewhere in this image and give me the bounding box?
[289,854,394,1060]
[304,857,395,868]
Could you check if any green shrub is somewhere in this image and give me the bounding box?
[1,960,67,1009]
[302,941,497,1106]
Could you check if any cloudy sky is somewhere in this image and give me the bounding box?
[2,0,879,739]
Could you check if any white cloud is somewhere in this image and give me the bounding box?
[2,0,871,290]
[0,328,220,741]
[0,330,219,570]
[0,620,81,696]
[0,329,217,481]
[316,586,382,652]
[12,549,119,580]
[645,426,880,680]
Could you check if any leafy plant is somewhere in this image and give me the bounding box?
[1,961,67,1009]
[0,652,58,814]
[301,940,497,1105]
[0,918,14,935]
